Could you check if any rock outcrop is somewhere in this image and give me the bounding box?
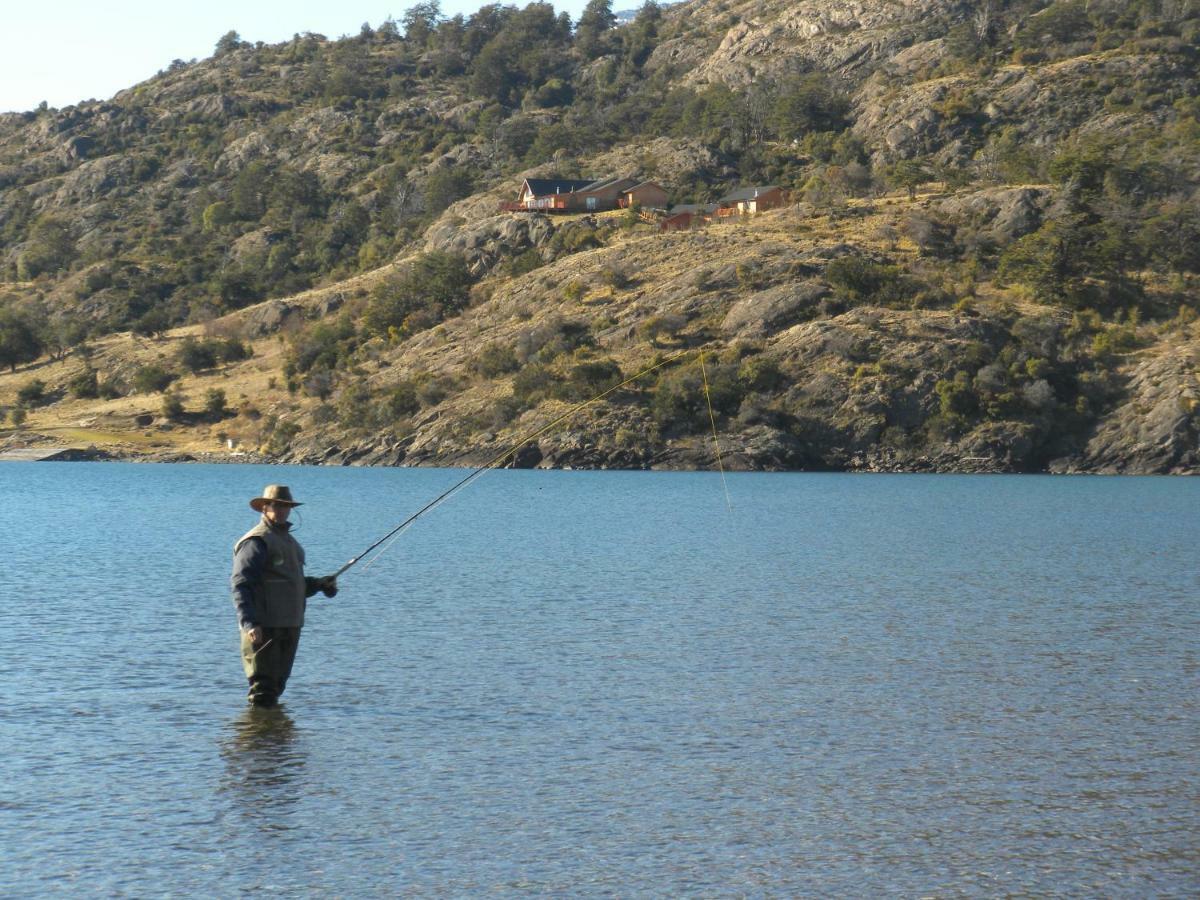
[1061,342,1200,474]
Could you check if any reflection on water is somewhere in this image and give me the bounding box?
[219,706,305,829]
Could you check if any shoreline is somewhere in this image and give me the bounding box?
[2,440,1194,475]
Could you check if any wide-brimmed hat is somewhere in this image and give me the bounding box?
[250,484,303,512]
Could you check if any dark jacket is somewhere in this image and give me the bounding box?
[231,518,323,629]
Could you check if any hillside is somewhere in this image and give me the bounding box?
[1,0,1198,473]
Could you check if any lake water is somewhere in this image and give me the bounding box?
[0,462,1196,896]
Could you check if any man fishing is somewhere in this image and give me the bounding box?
[231,484,338,707]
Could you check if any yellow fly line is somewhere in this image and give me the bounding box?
[700,350,733,515]
[348,346,729,575]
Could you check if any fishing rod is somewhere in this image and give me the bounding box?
[333,346,705,578]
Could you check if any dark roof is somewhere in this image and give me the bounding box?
[668,203,716,215]
[522,178,596,197]
[578,176,638,193]
[625,181,667,192]
[718,185,780,203]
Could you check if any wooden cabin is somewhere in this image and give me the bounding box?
[507,175,667,214]
[570,176,638,212]
[715,185,785,216]
[514,178,597,211]
[660,203,716,232]
[620,181,670,210]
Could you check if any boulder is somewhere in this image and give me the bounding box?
[722,280,829,337]
[237,299,300,337]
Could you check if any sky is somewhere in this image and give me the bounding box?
[1,0,592,114]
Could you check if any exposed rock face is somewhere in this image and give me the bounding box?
[48,155,137,205]
[721,280,829,337]
[215,131,273,175]
[661,0,964,88]
[1062,343,1200,474]
[853,52,1189,164]
[62,135,96,161]
[425,213,556,276]
[933,187,1051,245]
[230,299,301,337]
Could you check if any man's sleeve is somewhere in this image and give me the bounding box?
[231,537,267,630]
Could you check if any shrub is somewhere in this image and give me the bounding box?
[738,356,784,393]
[132,307,171,338]
[511,363,556,407]
[935,371,976,419]
[67,369,100,399]
[602,263,632,290]
[285,317,358,376]
[505,249,544,277]
[177,337,217,373]
[825,256,913,307]
[469,342,521,378]
[214,338,251,363]
[1092,323,1140,358]
[652,362,743,433]
[264,420,301,456]
[416,375,456,408]
[639,313,687,347]
[204,388,228,421]
[17,379,48,406]
[378,381,420,420]
[335,382,374,428]
[515,318,595,364]
[363,251,474,338]
[132,365,176,394]
[552,358,623,403]
[162,390,185,421]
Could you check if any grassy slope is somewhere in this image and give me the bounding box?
[8,182,1188,465]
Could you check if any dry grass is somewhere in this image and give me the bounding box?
[0,186,1103,457]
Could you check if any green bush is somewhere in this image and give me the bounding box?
[132,365,177,394]
[363,251,474,338]
[651,362,743,433]
[505,249,544,277]
[67,369,100,399]
[177,337,218,373]
[738,356,784,393]
[639,313,687,347]
[511,363,556,408]
[552,358,623,403]
[469,342,520,378]
[0,306,44,372]
[17,379,48,407]
[377,382,420,420]
[416,375,457,408]
[204,388,228,421]
[285,317,359,376]
[214,338,252,363]
[162,390,185,421]
[264,420,301,456]
[936,371,976,418]
[825,256,913,307]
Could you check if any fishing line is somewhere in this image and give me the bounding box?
[333,347,696,578]
[700,350,733,515]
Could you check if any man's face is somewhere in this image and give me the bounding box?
[263,501,292,525]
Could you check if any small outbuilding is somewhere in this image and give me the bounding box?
[660,203,716,232]
[621,181,670,210]
[716,185,785,216]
